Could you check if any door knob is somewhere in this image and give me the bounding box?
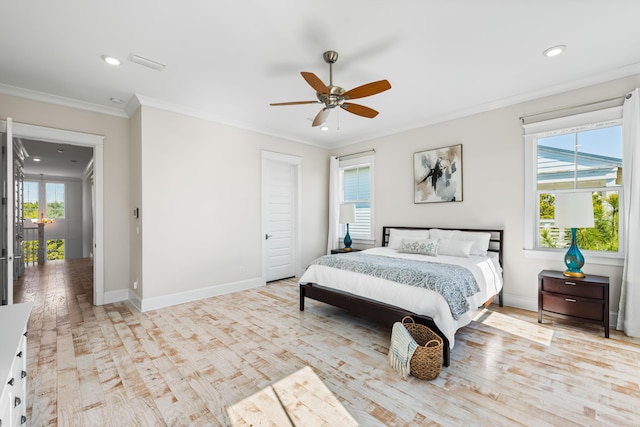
[265,234,273,240]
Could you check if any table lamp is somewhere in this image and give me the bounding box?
[554,192,594,278]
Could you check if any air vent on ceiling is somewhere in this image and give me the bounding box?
[128,54,165,71]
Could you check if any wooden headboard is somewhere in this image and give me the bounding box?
[381,226,504,269]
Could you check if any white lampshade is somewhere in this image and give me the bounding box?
[554,193,594,228]
[339,203,356,224]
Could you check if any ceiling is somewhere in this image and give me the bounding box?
[19,139,93,179]
[2,1,640,150]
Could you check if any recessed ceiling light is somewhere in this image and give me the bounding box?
[110,97,124,104]
[57,148,64,153]
[102,55,121,66]
[543,45,566,57]
[32,157,41,162]
[321,126,329,131]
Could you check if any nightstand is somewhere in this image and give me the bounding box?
[538,270,609,338]
[330,249,362,254]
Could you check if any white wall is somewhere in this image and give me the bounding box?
[331,74,640,317]
[129,109,143,300]
[133,106,328,307]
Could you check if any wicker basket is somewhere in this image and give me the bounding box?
[402,316,443,380]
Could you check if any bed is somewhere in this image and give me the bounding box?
[299,226,504,367]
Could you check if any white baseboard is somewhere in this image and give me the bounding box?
[609,312,619,328]
[501,293,538,312]
[103,289,129,304]
[128,289,143,312]
[136,277,265,312]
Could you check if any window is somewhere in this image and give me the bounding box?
[46,182,65,219]
[340,155,374,241]
[23,181,38,220]
[524,108,623,259]
[47,239,65,260]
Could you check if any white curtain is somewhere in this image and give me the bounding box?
[617,89,640,337]
[326,156,340,254]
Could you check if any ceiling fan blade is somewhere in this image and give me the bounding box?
[301,72,329,94]
[342,80,391,100]
[340,103,379,119]
[312,108,331,127]
[270,100,319,106]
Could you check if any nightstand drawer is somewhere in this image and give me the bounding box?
[542,277,604,299]
[542,293,604,321]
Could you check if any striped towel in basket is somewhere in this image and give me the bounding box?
[388,321,418,378]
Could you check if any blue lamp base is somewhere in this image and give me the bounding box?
[563,227,586,278]
[343,224,352,252]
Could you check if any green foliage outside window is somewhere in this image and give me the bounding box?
[22,239,65,263]
[539,192,619,252]
[24,201,38,219]
[23,240,38,264]
[47,201,65,219]
[47,239,65,260]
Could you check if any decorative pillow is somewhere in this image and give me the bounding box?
[437,238,474,257]
[429,229,491,256]
[388,229,431,250]
[398,238,439,256]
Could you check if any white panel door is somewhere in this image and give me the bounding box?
[264,158,296,282]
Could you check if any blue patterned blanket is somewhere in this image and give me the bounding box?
[310,253,479,320]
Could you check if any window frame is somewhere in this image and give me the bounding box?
[523,107,624,266]
[339,154,375,243]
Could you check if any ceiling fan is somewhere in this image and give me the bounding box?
[270,51,391,127]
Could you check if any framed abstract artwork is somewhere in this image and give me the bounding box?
[413,144,462,203]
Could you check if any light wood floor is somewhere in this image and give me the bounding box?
[14,259,640,426]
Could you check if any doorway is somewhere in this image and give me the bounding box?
[1,119,104,305]
[21,139,94,261]
[261,151,302,283]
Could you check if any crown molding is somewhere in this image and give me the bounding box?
[131,93,327,150]
[328,62,640,150]
[0,83,128,118]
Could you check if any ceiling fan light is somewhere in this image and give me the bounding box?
[271,51,390,128]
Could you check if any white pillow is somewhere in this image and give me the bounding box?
[398,238,439,256]
[388,228,431,250]
[437,238,474,257]
[430,229,491,256]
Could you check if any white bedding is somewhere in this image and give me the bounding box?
[298,247,503,348]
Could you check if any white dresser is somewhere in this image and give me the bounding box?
[0,303,32,427]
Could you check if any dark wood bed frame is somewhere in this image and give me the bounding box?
[299,226,504,367]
